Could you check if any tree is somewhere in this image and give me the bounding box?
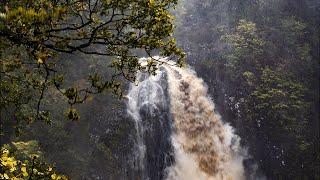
[0,141,67,179]
[173,0,319,178]
[0,0,185,132]
[221,18,318,179]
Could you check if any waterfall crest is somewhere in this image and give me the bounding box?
[127,58,245,180]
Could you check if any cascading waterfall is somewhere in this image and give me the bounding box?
[164,65,245,180]
[127,71,164,177]
[126,72,148,176]
[127,65,172,179]
[127,57,246,180]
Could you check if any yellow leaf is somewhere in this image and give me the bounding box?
[21,166,27,172]
[10,166,17,172]
[4,173,9,179]
[0,12,6,18]
[33,168,38,174]
[13,177,23,180]
[2,149,9,155]
[51,173,57,179]
[1,160,8,166]
[37,58,43,64]
[23,171,29,177]
[87,95,94,102]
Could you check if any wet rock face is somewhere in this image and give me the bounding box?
[87,98,137,180]
[140,105,174,180]
[141,71,174,180]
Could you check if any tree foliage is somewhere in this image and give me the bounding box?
[0,141,67,179]
[221,18,318,178]
[174,0,319,178]
[0,0,185,129]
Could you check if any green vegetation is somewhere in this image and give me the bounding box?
[220,19,318,177]
[0,0,185,127]
[1,0,183,178]
[174,0,319,178]
[1,141,67,179]
[1,0,319,179]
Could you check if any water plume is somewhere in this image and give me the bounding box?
[127,57,245,180]
[164,65,245,180]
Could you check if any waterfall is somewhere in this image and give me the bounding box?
[127,63,174,179]
[127,57,245,180]
[127,70,164,178]
[164,64,245,180]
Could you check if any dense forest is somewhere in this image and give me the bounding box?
[1,0,319,180]
[174,0,319,179]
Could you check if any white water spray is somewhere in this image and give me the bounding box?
[127,66,166,178]
[164,64,245,180]
[127,57,245,180]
